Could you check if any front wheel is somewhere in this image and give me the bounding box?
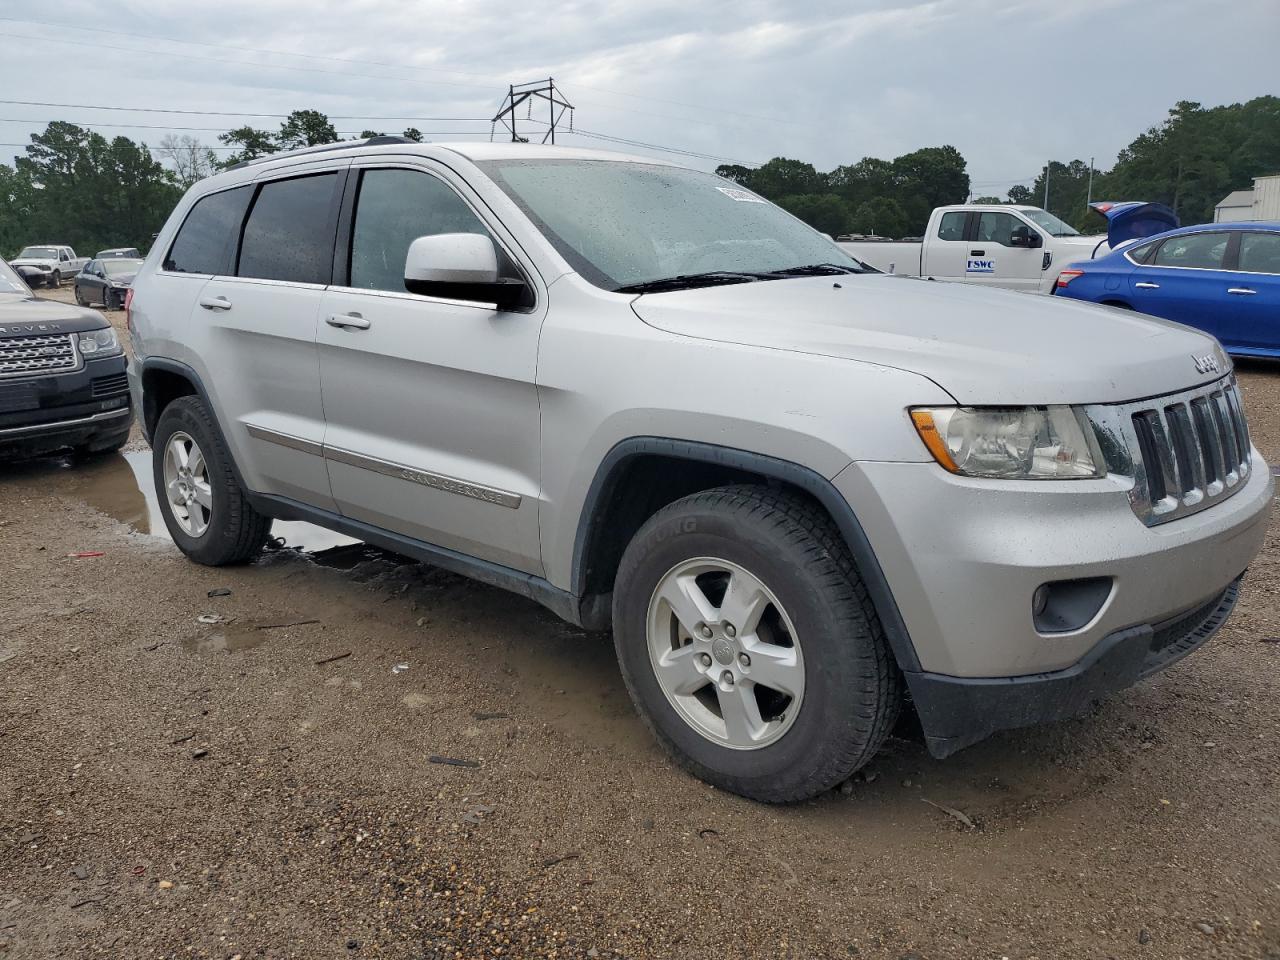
[74,285,87,306]
[613,485,901,802]
[50,271,61,288]
[152,396,272,565]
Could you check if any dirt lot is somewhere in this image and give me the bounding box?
[2,288,1278,959]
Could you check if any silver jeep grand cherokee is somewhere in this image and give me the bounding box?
[126,138,1272,802]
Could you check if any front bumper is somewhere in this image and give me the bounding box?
[0,354,133,457]
[834,452,1271,755]
[909,577,1241,757]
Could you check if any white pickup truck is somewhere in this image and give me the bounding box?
[839,204,1116,294]
[8,244,89,289]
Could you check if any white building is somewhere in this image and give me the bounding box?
[1213,174,1280,222]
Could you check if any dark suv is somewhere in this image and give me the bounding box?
[0,258,132,458]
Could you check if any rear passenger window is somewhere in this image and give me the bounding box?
[1126,239,1158,263]
[238,174,339,285]
[165,186,252,275]
[349,169,491,293]
[1152,232,1228,270]
[937,212,966,241]
[1238,233,1280,275]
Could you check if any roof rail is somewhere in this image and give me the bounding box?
[225,135,418,171]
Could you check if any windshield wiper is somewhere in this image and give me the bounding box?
[763,263,864,277]
[614,271,768,294]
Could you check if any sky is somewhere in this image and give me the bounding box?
[0,0,1276,195]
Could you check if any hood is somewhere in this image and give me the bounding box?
[108,272,138,286]
[0,294,109,335]
[630,274,1228,406]
[9,258,55,270]
[1090,201,1179,248]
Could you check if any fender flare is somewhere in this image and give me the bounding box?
[570,437,921,672]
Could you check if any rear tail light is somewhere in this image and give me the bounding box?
[1056,269,1084,289]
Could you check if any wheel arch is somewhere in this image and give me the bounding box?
[571,437,921,671]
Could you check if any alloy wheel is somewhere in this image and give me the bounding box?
[163,431,213,537]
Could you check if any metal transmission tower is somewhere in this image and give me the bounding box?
[491,79,574,144]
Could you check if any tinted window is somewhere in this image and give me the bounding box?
[349,169,490,293]
[937,212,966,241]
[1238,232,1280,275]
[976,211,1023,247]
[238,174,339,285]
[1153,232,1228,270]
[1127,239,1158,263]
[165,186,252,275]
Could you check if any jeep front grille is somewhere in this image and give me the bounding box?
[0,333,80,378]
[1088,377,1252,526]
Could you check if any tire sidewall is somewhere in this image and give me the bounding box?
[614,503,877,790]
[152,399,245,565]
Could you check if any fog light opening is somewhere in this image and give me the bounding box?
[1033,577,1113,634]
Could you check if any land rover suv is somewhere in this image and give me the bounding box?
[126,138,1272,802]
[0,258,132,459]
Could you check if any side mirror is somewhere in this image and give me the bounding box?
[403,233,530,311]
[1010,226,1043,249]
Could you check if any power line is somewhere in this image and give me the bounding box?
[0,99,496,121]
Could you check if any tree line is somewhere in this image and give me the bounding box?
[1,98,1275,259]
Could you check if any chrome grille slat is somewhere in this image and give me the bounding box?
[1086,375,1253,527]
[0,333,80,378]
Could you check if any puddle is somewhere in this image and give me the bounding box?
[183,620,270,654]
[63,451,361,554]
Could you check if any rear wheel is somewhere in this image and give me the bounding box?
[152,396,272,565]
[613,485,901,802]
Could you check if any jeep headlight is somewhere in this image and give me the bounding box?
[910,405,1104,479]
[77,326,123,358]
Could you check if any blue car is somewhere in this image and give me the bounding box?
[1055,207,1280,358]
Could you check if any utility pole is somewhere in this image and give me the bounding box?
[491,79,574,145]
[1086,156,1094,207]
[1042,162,1050,212]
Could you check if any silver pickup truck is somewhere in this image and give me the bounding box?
[127,139,1272,802]
[8,244,89,289]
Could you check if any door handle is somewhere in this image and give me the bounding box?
[326,312,371,330]
[970,249,985,256]
[1227,287,1257,296]
[1134,282,1160,290]
[198,295,232,311]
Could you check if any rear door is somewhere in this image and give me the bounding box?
[921,210,971,281]
[1127,230,1232,340]
[315,161,545,574]
[190,167,345,509]
[967,210,1044,291]
[1220,230,1280,353]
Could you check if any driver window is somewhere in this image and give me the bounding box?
[976,212,1019,247]
[936,212,966,241]
[350,168,503,294]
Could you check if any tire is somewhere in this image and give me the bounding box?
[152,396,272,565]
[50,271,61,289]
[74,285,87,306]
[612,484,901,803]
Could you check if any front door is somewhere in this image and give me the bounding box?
[967,211,1044,291]
[1220,231,1280,354]
[316,163,545,574]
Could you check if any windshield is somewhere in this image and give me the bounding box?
[102,258,141,276]
[18,246,58,259]
[1019,209,1080,237]
[476,159,867,291]
[0,259,32,295]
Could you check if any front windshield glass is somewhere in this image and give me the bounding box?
[102,258,141,276]
[0,259,32,295]
[18,246,58,259]
[1020,209,1080,237]
[477,159,866,291]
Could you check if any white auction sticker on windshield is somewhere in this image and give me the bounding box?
[716,186,766,203]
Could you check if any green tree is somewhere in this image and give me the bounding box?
[358,129,384,139]
[713,163,754,186]
[5,121,180,255]
[402,127,424,142]
[972,195,1004,204]
[276,110,339,150]
[777,193,850,236]
[218,126,276,166]
[849,197,909,238]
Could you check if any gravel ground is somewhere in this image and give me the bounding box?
[2,289,1278,959]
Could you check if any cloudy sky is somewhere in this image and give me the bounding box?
[0,0,1275,194]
